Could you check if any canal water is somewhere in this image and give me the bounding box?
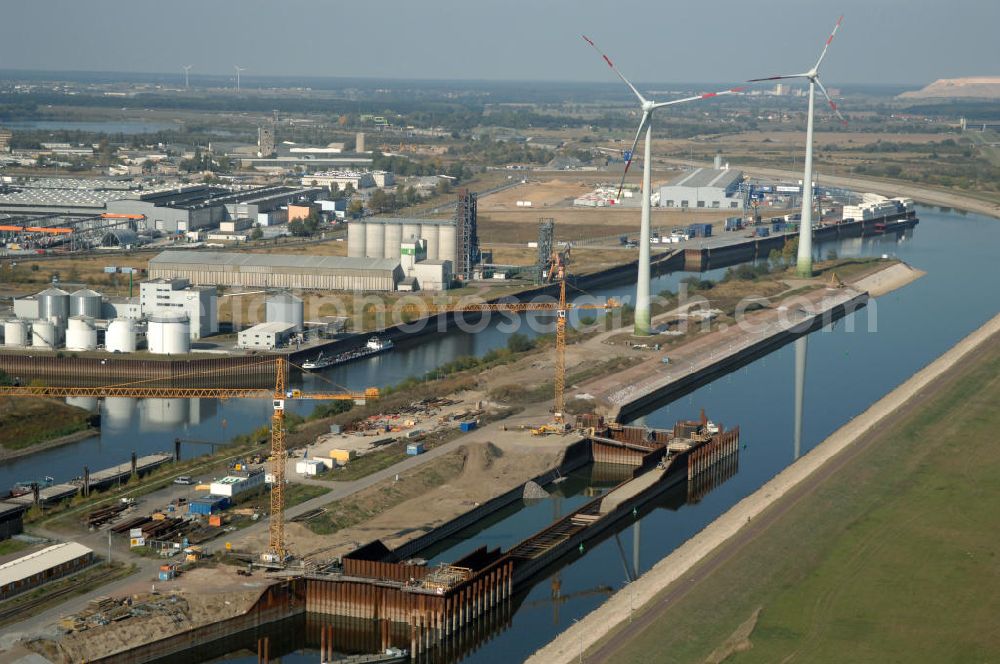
[4,206,1000,662]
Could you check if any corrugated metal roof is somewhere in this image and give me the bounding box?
[241,321,296,334]
[668,168,743,189]
[0,542,92,587]
[149,250,400,272]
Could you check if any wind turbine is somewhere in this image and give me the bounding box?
[748,16,846,278]
[583,36,744,336]
[182,65,192,90]
[234,65,246,93]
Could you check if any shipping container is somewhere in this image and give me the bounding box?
[329,423,342,434]
[459,421,477,432]
[406,442,425,456]
[189,496,229,516]
[208,515,223,527]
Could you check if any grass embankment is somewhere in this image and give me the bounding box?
[0,398,96,453]
[601,331,1000,663]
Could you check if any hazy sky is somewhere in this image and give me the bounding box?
[1,0,997,85]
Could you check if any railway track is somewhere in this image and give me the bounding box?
[0,565,130,625]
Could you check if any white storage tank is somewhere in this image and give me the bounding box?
[31,319,59,349]
[38,287,70,322]
[266,292,304,331]
[70,289,103,319]
[106,318,138,353]
[438,224,457,266]
[4,320,29,347]
[147,313,190,355]
[383,222,402,259]
[365,222,384,259]
[421,223,440,260]
[347,221,367,258]
[66,316,98,351]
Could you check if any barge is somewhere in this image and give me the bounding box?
[302,336,394,371]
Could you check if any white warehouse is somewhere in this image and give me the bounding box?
[659,168,744,209]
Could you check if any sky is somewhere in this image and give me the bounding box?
[1,0,997,86]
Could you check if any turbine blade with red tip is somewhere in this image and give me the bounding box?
[814,15,844,70]
[582,35,647,105]
[815,77,847,125]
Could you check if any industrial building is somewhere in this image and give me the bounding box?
[149,250,404,291]
[0,503,25,541]
[397,237,452,292]
[209,468,266,499]
[659,168,744,209]
[0,542,95,601]
[138,278,218,339]
[105,185,322,233]
[237,321,297,350]
[302,171,378,190]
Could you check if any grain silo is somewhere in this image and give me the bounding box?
[148,313,190,355]
[4,320,29,347]
[69,289,103,319]
[347,221,367,258]
[438,224,457,266]
[65,316,98,351]
[38,287,70,322]
[365,222,384,259]
[106,318,138,353]
[31,319,59,349]
[422,223,440,260]
[266,292,304,331]
[402,221,421,244]
[383,222,402,259]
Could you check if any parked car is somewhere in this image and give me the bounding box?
[173,475,194,485]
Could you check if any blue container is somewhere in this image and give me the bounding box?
[189,496,229,516]
[158,570,175,581]
[406,442,425,456]
[757,228,770,237]
[459,421,477,432]
[772,221,784,232]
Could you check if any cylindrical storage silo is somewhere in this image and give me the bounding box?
[365,222,384,259]
[38,287,70,322]
[438,223,458,266]
[266,292,304,331]
[147,313,190,355]
[383,222,402,259]
[4,320,30,347]
[421,223,440,261]
[106,318,137,353]
[347,221,367,257]
[31,319,58,349]
[70,289,103,319]
[402,222,421,244]
[66,316,98,351]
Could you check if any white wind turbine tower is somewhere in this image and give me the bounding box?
[234,65,246,93]
[182,65,192,90]
[584,36,744,336]
[748,15,846,277]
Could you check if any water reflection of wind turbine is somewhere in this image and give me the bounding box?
[794,335,807,460]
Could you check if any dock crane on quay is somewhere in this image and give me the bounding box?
[0,358,378,563]
[398,249,620,424]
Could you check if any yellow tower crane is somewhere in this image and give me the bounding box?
[398,250,617,422]
[0,357,378,562]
